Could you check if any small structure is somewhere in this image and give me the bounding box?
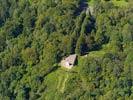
[61,54,77,69]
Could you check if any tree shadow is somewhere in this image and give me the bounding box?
[75,0,88,16]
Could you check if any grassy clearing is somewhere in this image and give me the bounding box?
[60,73,69,93]
[56,68,69,93]
[44,67,71,93]
[88,0,96,6]
[88,0,129,7]
[112,0,129,7]
[88,50,106,58]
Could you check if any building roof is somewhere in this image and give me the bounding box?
[64,54,77,65]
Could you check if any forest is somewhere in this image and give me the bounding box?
[0,0,133,100]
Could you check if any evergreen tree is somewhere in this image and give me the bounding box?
[75,34,86,55]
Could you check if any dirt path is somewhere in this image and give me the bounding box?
[60,73,69,93]
[57,72,69,93]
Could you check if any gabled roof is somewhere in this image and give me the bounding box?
[64,54,77,65]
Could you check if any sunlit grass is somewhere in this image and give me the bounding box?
[88,0,129,7]
[112,0,128,7]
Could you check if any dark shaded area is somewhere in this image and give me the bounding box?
[0,19,4,27]
[11,24,23,37]
[75,0,88,15]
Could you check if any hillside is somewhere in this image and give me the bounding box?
[0,0,133,100]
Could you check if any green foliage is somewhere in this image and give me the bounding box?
[21,47,38,66]
[75,34,86,55]
[0,34,6,52]
[43,41,60,67]
[0,0,132,99]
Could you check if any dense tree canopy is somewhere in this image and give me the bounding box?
[0,0,133,100]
